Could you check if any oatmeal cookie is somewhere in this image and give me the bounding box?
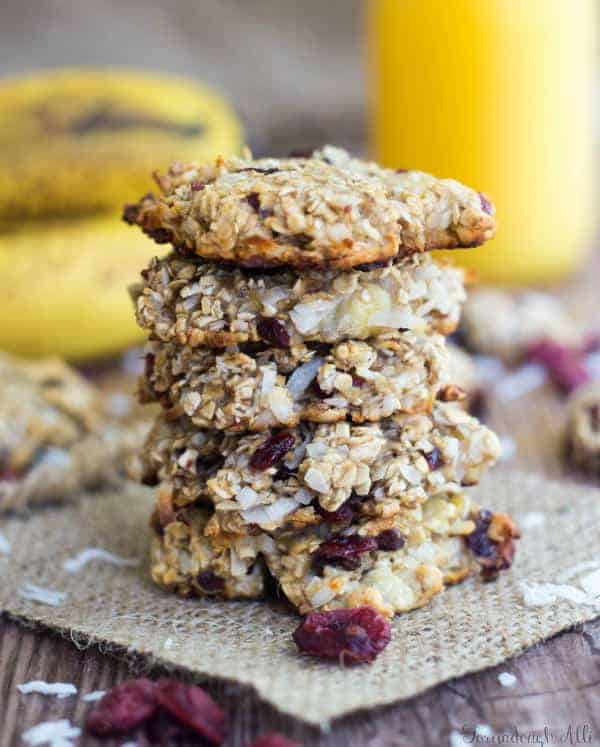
[150,505,270,600]
[140,332,449,431]
[132,251,466,349]
[0,69,241,224]
[0,353,148,511]
[124,148,496,269]
[138,402,501,534]
[460,288,580,363]
[150,495,519,617]
[565,382,600,475]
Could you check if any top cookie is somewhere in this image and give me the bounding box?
[124,146,496,269]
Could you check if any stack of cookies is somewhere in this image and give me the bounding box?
[125,146,519,620]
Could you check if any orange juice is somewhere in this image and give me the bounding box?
[368,0,598,284]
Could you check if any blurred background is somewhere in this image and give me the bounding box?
[0,0,598,361]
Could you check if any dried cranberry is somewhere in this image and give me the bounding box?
[250,432,295,471]
[197,571,225,593]
[351,373,366,388]
[581,331,600,355]
[526,339,590,394]
[424,447,443,471]
[293,607,391,664]
[316,493,361,525]
[0,468,19,482]
[256,317,290,348]
[312,534,377,571]
[249,733,301,747]
[246,192,261,212]
[479,192,493,215]
[465,509,519,581]
[376,529,405,551]
[191,180,205,192]
[145,709,196,743]
[86,679,158,735]
[155,679,225,745]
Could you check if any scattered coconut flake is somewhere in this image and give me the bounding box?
[473,354,506,384]
[290,299,338,334]
[18,681,77,699]
[449,730,470,747]
[498,435,516,462]
[260,366,277,397]
[286,357,324,399]
[82,690,106,702]
[18,582,67,607]
[579,569,600,597]
[557,560,600,583]
[519,581,597,607]
[0,531,10,555]
[518,512,546,530]
[497,672,517,688]
[63,547,139,573]
[235,487,261,510]
[106,393,132,418]
[304,467,330,493]
[494,363,547,401]
[22,719,81,746]
[163,637,174,650]
[121,347,145,376]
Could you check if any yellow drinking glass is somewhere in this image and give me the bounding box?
[368,0,598,284]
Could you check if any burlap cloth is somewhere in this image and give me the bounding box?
[1,469,599,727]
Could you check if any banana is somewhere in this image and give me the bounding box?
[0,217,157,359]
[0,68,242,224]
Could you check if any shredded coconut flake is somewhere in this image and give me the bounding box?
[497,672,517,688]
[286,357,324,399]
[18,681,77,699]
[163,637,174,650]
[82,690,106,702]
[498,435,516,462]
[0,531,10,555]
[519,581,598,608]
[518,512,546,530]
[494,363,547,401]
[63,547,140,573]
[556,560,600,583]
[21,719,81,746]
[18,583,67,607]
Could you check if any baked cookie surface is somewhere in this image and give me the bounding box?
[137,402,501,534]
[124,147,496,269]
[132,251,466,349]
[0,68,241,223]
[141,332,449,431]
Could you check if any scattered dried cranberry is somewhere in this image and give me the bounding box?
[197,571,226,593]
[525,339,590,394]
[256,316,290,348]
[316,493,361,525]
[312,534,377,571]
[351,373,366,388]
[479,192,493,215]
[424,447,443,471]
[250,432,295,471]
[86,679,158,735]
[293,607,391,664]
[376,529,405,551]
[155,679,225,745]
[191,180,205,192]
[249,733,301,747]
[581,331,600,355]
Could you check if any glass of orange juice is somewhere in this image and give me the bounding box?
[368,0,598,284]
